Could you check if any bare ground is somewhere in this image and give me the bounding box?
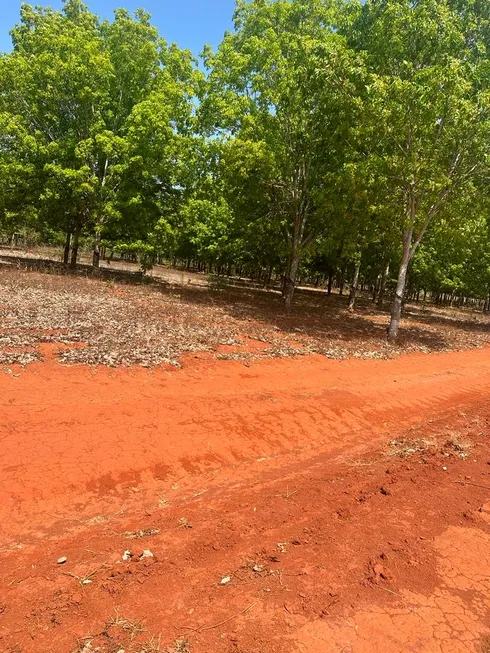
[2,347,490,652]
[2,258,490,652]
[0,253,489,369]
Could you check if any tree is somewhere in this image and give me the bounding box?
[202,0,363,309]
[0,0,198,267]
[0,111,42,241]
[348,0,490,339]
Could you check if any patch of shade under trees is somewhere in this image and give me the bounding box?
[1,0,490,339]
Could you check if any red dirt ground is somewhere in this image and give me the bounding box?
[2,347,490,652]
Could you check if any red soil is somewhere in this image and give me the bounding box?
[2,347,490,652]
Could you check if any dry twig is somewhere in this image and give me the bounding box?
[178,601,257,638]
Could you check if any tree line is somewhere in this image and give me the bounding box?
[1,0,490,340]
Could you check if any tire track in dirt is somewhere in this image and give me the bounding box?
[3,399,490,653]
[1,348,490,543]
[2,349,490,652]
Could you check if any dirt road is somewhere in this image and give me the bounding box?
[2,348,490,652]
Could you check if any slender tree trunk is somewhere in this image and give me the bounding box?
[484,289,490,312]
[389,186,418,341]
[282,206,308,310]
[401,268,411,311]
[388,239,411,342]
[377,260,390,309]
[348,258,361,311]
[92,230,101,269]
[283,251,301,312]
[63,231,71,265]
[372,276,379,303]
[327,270,333,296]
[70,223,81,269]
[267,263,273,285]
[386,165,453,336]
[339,268,345,296]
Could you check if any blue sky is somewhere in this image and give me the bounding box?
[0,0,236,55]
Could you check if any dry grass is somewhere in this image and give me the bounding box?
[63,562,109,587]
[1,257,490,369]
[0,265,240,367]
[163,639,191,653]
[137,637,190,653]
[388,438,437,457]
[122,528,160,539]
[107,611,146,640]
[70,630,189,653]
[388,430,473,460]
[443,433,473,459]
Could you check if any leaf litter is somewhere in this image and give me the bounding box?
[1,265,489,369]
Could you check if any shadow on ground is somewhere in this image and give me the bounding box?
[2,251,488,356]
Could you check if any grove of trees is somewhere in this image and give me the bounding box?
[1,0,490,339]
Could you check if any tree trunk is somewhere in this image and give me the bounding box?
[388,184,417,340]
[372,277,379,303]
[267,263,273,285]
[402,269,410,311]
[92,230,101,269]
[63,231,71,265]
[327,270,333,296]
[484,289,490,312]
[388,241,411,342]
[70,223,81,269]
[377,260,390,309]
[283,252,301,312]
[282,203,310,310]
[348,258,361,311]
[339,268,345,296]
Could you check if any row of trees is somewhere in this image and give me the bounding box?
[1,0,490,339]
